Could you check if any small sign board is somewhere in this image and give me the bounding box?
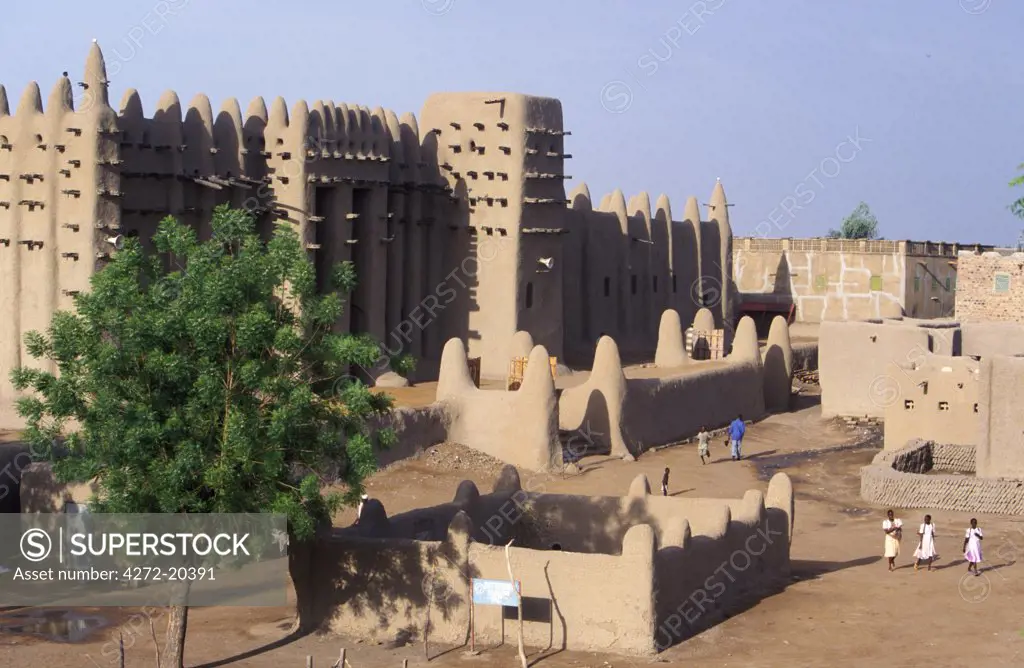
[471,578,520,607]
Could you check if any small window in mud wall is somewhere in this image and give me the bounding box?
[904,399,914,410]
[938,401,949,411]
[525,282,534,309]
[994,273,1011,293]
[604,277,611,297]
[869,275,883,291]
[631,274,637,295]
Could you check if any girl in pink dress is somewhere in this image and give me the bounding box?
[963,518,984,576]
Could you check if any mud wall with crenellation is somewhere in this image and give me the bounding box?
[301,465,792,656]
[0,44,738,429]
[562,184,732,366]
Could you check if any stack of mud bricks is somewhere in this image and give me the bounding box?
[842,416,881,428]
[954,250,1024,324]
[861,440,1024,514]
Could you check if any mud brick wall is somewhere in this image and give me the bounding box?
[955,251,1024,324]
[932,443,976,473]
[790,341,817,372]
[885,439,934,473]
[861,440,1024,514]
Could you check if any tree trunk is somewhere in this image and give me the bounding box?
[161,604,189,668]
[288,526,324,633]
[161,580,192,668]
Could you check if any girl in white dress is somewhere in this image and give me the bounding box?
[883,509,903,572]
[963,518,984,576]
[913,514,938,571]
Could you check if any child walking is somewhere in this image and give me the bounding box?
[661,467,670,496]
[963,518,984,576]
[697,425,710,465]
[913,514,938,571]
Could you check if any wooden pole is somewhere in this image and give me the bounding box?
[337,649,346,668]
[423,588,431,661]
[469,578,475,652]
[504,539,527,668]
[424,587,430,660]
[403,660,409,668]
[306,657,313,668]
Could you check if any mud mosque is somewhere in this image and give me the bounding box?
[0,43,736,429]
[3,42,1023,658]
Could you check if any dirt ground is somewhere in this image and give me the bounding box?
[2,389,1024,667]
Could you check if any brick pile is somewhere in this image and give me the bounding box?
[860,439,1024,514]
[931,443,976,473]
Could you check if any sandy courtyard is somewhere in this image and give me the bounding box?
[2,392,1023,667]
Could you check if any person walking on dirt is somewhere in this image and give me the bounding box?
[697,425,711,464]
[661,467,670,496]
[883,509,903,572]
[728,414,746,460]
[913,514,938,571]
[964,518,984,576]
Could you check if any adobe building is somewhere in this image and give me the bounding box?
[817,318,1024,514]
[0,43,736,429]
[881,354,980,451]
[954,247,1024,324]
[860,352,1024,515]
[733,237,992,325]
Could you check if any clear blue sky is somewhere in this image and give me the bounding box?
[2,0,1021,245]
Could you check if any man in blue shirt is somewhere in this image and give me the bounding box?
[728,414,746,461]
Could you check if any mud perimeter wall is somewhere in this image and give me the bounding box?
[301,466,793,656]
[820,321,931,418]
[961,322,1024,358]
[621,361,765,451]
[305,486,659,656]
[370,405,448,468]
[860,440,1024,515]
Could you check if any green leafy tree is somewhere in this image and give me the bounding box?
[827,201,880,239]
[11,206,400,667]
[1009,163,1024,248]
